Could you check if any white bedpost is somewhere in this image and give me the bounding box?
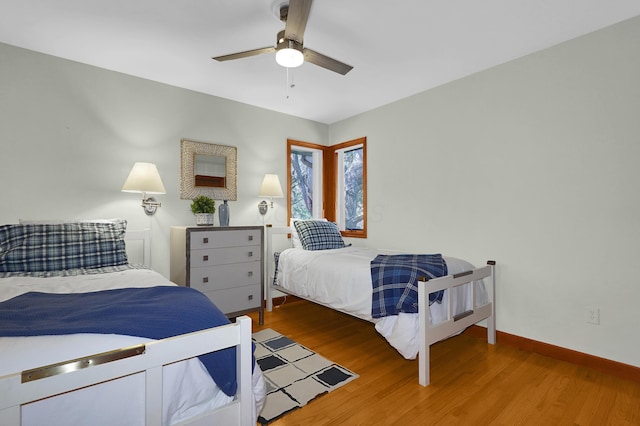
[236,316,253,426]
[145,365,163,425]
[487,260,496,345]
[0,403,19,425]
[266,225,274,312]
[265,225,292,312]
[418,278,430,387]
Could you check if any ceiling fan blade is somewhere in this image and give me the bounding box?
[284,0,312,44]
[303,48,353,75]
[212,46,275,62]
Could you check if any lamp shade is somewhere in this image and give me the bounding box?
[121,162,166,194]
[259,174,284,198]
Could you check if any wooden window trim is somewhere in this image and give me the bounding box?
[287,139,328,222]
[287,137,367,239]
[332,137,366,238]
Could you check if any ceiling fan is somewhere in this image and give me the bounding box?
[212,0,353,75]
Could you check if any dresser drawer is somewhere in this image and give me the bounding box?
[203,285,262,315]
[190,246,261,267]
[190,229,261,249]
[190,261,261,291]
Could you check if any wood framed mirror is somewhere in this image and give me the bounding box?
[180,139,237,200]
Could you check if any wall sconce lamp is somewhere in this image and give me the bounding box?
[258,174,284,215]
[121,162,166,216]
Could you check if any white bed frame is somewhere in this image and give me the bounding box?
[265,225,496,387]
[0,229,256,426]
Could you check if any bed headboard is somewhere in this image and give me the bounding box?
[124,229,151,267]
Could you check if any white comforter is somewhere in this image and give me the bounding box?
[276,246,488,359]
[0,268,266,426]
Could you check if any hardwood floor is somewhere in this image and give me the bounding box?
[248,299,640,425]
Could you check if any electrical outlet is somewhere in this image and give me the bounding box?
[586,307,600,325]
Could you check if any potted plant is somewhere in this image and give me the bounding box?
[190,195,216,226]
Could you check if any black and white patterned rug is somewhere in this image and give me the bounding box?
[254,328,358,425]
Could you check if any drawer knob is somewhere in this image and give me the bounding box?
[248,271,253,277]
[203,255,209,262]
[203,277,209,283]
[248,295,253,301]
[248,235,253,241]
[203,237,209,244]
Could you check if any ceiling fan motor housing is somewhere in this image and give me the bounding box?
[276,30,303,53]
[275,30,304,67]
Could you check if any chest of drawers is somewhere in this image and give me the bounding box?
[170,226,264,324]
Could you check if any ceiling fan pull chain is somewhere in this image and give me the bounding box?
[289,68,296,89]
[286,68,296,99]
[286,68,290,99]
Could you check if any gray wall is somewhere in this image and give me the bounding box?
[331,16,640,367]
[0,42,326,274]
[1,15,638,369]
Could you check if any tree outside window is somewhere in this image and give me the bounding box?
[290,149,313,219]
[343,147,364,231]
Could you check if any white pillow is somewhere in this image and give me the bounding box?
[290,218,327,248]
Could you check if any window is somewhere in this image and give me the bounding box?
[287,137,367,238]
[288,141,323,219]
[336,142,365,235]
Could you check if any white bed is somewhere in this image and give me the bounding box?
[266,223,496,386]
[0,222,266,425]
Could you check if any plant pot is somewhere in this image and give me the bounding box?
[195,213,214,226]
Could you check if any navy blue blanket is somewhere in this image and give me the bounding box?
[0,286,244,396]
[371,254,447,318]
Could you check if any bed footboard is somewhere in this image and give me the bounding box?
[418,261,496,386]
[0,316,254,426]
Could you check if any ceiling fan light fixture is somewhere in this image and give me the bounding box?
[276,47,304,68]
[275,38,304,68]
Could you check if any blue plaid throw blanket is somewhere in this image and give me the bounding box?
[0,286,246,397]
[371,254,447,318]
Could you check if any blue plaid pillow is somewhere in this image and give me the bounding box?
[0,220,128,272]
[293,220,346,251]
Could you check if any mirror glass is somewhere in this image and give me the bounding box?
[194,154,226,188]
[180,139,237,200]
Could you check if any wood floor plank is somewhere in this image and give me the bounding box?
[248,300,640,425]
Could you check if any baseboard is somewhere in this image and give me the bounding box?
[465,325,640,384]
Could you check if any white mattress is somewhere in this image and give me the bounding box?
[275,246,488,359]
[0,268,266,425]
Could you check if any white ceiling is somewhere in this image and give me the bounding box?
[1,0,639,124]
